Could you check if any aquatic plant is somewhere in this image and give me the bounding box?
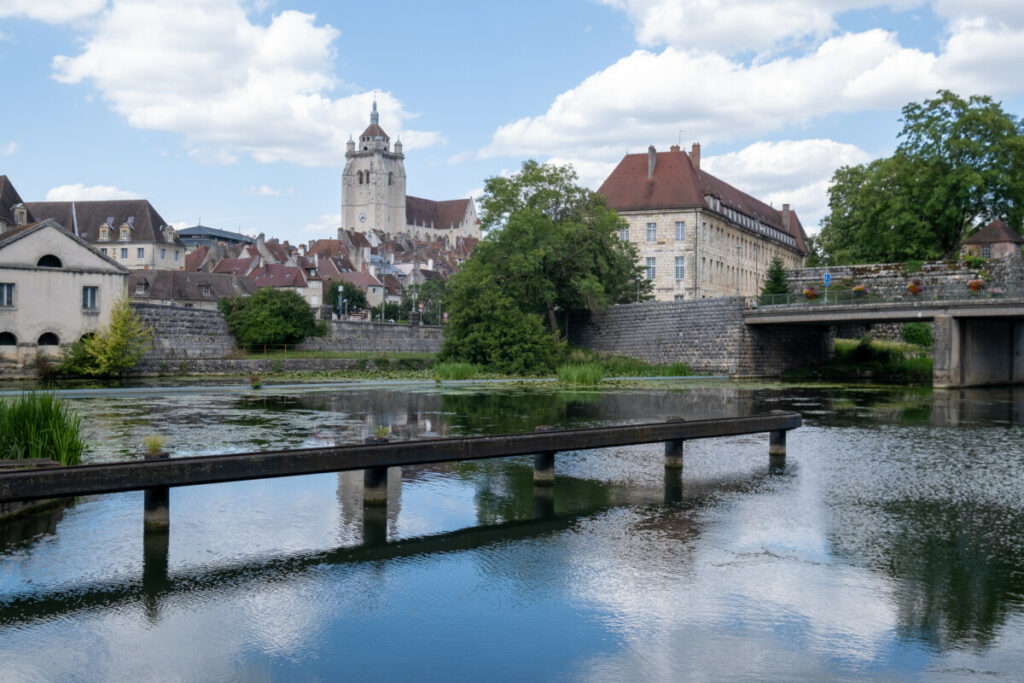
[432,361,481,380]
[143,434,167,456]
[249,374,262,389]
[373,425,390,440]
[0,393,84,465]
[557,363,604,385]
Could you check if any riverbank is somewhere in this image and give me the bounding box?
[783,337,932,384]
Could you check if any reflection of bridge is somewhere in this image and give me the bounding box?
[745,298,1024,388]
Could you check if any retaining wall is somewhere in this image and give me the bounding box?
[298,320,442,354]
[787,259,1024,299]
[570,298,831,376]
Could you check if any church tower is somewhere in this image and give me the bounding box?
[342,101,407,236]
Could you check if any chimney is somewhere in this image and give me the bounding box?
[647,145,657,179]
[782,203,791,229]
[670,144,680,152]
[690,143,701,170]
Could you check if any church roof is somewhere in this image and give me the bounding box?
[598,147,806,253]
[360,123,389,140]
[962,219,1024,245]
[406,196,471,229]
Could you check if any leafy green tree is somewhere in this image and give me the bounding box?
[759,256,791,303]
[818,91,1024,263]
[218,288,325,348]
[325,280,367,312]
[401,279,447,324]
[60,296,153,377]
[440,160,648,373]
[371,301,404,322]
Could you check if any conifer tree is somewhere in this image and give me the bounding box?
[760,256,790,303]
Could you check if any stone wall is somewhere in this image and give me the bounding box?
[787,259,1024,299]
[132,356,410,376]
[299,320,442,354]
[132,303,236,360]
[570,298,831,377]
[131,303,443,362]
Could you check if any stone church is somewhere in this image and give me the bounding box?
[341,102,479,241]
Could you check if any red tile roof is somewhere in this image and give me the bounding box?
[212,257,256,276]
[599,147,806,253]
[339,271,382,289]
[962,219,1024,245]
[249,264,308,288]
[185,246,208,272]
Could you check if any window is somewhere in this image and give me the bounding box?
[174,251,179,262]
[137,247,145,258]
[201,284,211,296]
[99,226,109,241]
[135,282,147,295]
[100,248,107,255]
[0,332,15,345]
[0,283,13,307]
[646,222,657,242]
[982,244,991,258]
[120,228,130,241]
[83,286,98,310]
[160,248,166,259]
[675,256,685,281]
[120,248,128,259]
[37,254,62,268]
[646,257,656,280]
[620,227,629,241]
[38,333,59,346]
[675,221,685,241]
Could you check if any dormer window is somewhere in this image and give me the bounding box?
[13,206,27,225]
[201,284,211,296]
[99,225,110,241]
[120,227,130,241]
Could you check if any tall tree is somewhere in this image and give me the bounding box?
[442,161,649,373]
[759,256,791,303]
[818,91,1024,263]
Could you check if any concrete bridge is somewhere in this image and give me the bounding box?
[745,298,1024,388]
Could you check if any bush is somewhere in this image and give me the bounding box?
[557,363,604,384]
[901,322,933,348]
[0,393,85,465]
[59,297,152,377]
[219,288,326,348]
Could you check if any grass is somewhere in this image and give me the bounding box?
[225,348,436,362]
[432,361,482,380]
[142,434,167,456]
[562,348,692,379]
[783,337,932,385]
[0,393,85,465]
[557,363,605,385]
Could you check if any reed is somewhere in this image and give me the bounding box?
[0,393,85,466]
[432,361,481,380]
[557,363,605,385]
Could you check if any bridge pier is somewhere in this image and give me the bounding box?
[534,426,557,485]
[363,467,389,506]
[935,316,1024,388]
[664,418,685,469]
[143,452,170,533]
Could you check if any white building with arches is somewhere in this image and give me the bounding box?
[341,102,479,241]
[0,218,128,364]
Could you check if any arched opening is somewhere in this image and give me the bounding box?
[37,254,63,268]
[38,332,60,346]
[79,332,95,342]
[0,332,16,345]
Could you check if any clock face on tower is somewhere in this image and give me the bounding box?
[359,212,366,223]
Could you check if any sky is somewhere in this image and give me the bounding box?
[1,0,1023,245]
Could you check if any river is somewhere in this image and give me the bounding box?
[1,380,1023,681]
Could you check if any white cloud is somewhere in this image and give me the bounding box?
[50,0,442,166]
[44,183,141,201]
[702,139,873,231]
[0,0,106,23]
[301,212,340,236]
[2,141,18,156]
[243,185,280,197]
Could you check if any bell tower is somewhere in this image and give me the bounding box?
[342,100,407,236]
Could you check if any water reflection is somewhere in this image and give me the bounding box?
[3,382,1024,679]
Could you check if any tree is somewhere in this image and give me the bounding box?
[218,288,325,348]
[401,280,447,325]
[60,296,152,377]
[440,161,649,373]
[325,280,367,312]
[817,91,1024,264]
[759,256,790,303]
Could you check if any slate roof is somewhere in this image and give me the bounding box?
[360,123,389,140]
[129,270,257,302]
[962,219,1024,245]
[178,224,254,244]
[0,218,129,272]
[0,175,25,225]
[599,147,806,253]
[23,199,184,246]
[406,196,472,229]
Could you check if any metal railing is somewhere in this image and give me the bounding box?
[755,284,1024,308]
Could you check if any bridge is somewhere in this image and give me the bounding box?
[745,297,1024,388]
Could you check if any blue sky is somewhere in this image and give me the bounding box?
[1,0,1022,244]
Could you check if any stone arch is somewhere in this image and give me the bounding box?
[0,332,16,345]
[38,332,60,346]
[37,254,63,268]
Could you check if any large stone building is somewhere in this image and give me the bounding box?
[341,102,479,241]
[0,218,128,363]
[599,144,807,301]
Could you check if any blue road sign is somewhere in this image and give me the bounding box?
[824,272,832,287]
